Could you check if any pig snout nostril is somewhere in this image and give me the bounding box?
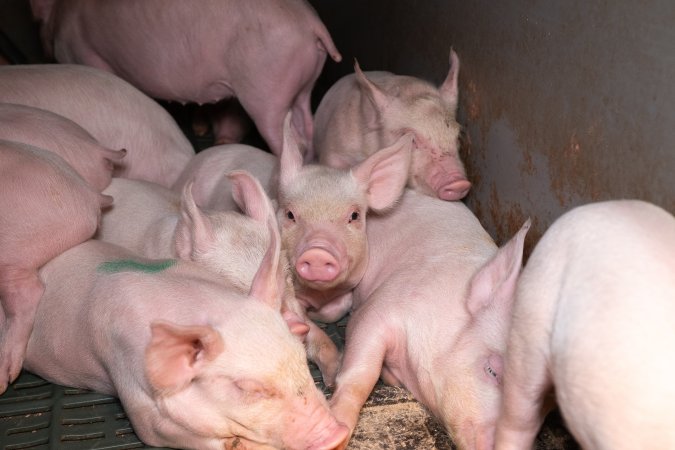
[296,248,340,282]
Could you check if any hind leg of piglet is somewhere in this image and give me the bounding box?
[0,267,45,393]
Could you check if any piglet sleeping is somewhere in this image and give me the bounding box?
[0,139,111,393]
[314,49,470,200]
[26,221,349,449]
[0,64,194,186]
[329,190,530,450]
[0,103,125,191]
[495,200,675,450]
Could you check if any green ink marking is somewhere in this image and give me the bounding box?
[97,259,177,274]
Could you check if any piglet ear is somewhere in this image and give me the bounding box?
[279,112,304,189]
[355,59,390,113]
[466,219,531,316]
[175,180,216,260]
[440,48,460,114]
[352,133,413,211]
[145,321,224,395]
[248,216,284,311]
[228,170,274,224]
[354,59,389,129]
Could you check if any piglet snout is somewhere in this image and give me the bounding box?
[296,248,340,282]
[437,178,472,201]
[309,422,350,450]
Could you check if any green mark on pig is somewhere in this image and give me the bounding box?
[97,259,177,274]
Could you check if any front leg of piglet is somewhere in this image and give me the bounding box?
[329,319,389,447]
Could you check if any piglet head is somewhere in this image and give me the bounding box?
[175,172,310,339]
[355,48,471,202]
[434,219,530,450]
[278,112,412,301]
[145,218,348,449]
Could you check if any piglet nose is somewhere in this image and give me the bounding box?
[437,179,471,201]
[296,248,340,282]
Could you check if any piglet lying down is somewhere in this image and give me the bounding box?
[0,139,111,394]
[25,233,349,449]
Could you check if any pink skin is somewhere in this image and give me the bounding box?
[278,113,412,323]
[495,201,675,450]
[0,64,194,187]
[98,171,341,386]
[0,103,125,191]
[31,0,341,160]
[315,49,471,200]
[329,190,530,450]
[0,140,112,394]
[171,144,279,212]
[26,227,349,449]
[296,246,340,282]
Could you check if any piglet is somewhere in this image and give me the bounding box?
[495,200,675,450]
[97,173,341,385]
[329,190,530,450]
[0,64,194,187]
[26,225,349,449]
[278,113,412,324]
[172,143,278,212]
[0,103,125,191]
[314,49,470,200]
[0,139,112,393]
[32,0,342,159]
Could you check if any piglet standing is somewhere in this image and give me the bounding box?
[329,190,530,450]
[0,64,194,187]
[314,49,470,200]
[0,139,112,393]
[26,225,349,449]
[171,143,279,212]
[277,113,412,325]
[31,0,342,159]
[495,200,675,450]
[0,103,125,191]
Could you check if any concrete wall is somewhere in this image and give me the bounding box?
[310,1,675,254]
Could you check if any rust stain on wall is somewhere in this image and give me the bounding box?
[483,182,542,260]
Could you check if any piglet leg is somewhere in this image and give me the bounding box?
[330,317,389,447]
[306,321,342,388]
[0,267,44,392]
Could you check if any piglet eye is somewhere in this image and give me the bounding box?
[486,366,498,379]
[349,211,360,223]
[286,210,295,221]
